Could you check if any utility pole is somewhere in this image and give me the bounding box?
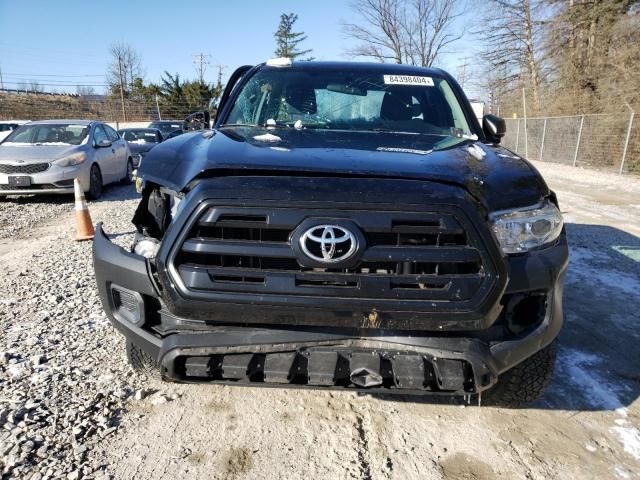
[117,56,127,122]
[216,65,226,87]
[192,53,211,83]
[0,66,4,90]
[155,94,162,121]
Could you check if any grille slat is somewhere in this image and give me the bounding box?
[178,264,483,300]
[0,163,50,174]
[182,239,296,258]
[361,246,480,264]
[172,206,490,304]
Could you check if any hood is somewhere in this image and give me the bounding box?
[0,143,80,163]
[139,126,549,212]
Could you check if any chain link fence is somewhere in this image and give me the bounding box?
[503,112,639,174]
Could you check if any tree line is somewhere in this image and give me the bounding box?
[339,0,639,116]
[101,1,638,120]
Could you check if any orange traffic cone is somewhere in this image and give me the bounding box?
[73,178,95,241]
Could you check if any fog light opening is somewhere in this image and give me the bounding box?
[111,285,145,326]
[506,293,547,336]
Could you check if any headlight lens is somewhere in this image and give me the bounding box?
[491,200,563,254]
[54,152,87,167]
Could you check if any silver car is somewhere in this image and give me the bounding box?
[0,120,133,199]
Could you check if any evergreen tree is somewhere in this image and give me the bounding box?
[274,13,313,60]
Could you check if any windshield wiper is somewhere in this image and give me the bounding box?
[220,123,259,128]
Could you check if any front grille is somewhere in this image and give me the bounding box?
[170,206,495,306]
[0,183,57,191]
[0,163,50,174]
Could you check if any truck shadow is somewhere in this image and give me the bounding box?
[538,223,640,411]
[377,223,640,411]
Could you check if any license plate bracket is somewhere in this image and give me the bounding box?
[8,176,31,187]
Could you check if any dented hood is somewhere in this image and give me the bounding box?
[138,126,549,212]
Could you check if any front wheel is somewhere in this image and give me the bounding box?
[121,158,134,184]
[482,341,557,408]
[87,164,103,200]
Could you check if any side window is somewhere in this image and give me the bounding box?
[93,125,108,145]
[104,125,120,141]
[9,127,33,143]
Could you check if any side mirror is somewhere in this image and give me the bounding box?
[95,139,112,148]
[482,114,506,144]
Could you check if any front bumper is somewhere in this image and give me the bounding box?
[0,163,90,195]
[93,224,568,395]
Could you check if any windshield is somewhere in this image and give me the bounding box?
[3,123,89,146]
[149,122,183,136]
[120,129,160,143]
[224,68,474,145]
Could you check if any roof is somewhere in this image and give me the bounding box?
[118,127,159,132]
[263,60,447,77]
[26,119,94,125]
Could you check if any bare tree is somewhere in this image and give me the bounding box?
[475,0,546,111]
[76,85,96,97]
[343,0,462,66]
[405,0,463,67]
[106,42,144,96]
[28,81,44,93]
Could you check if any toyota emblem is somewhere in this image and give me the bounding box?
[299,225,358,263]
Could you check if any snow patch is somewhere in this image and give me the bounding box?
[558,349,623,410]
[253,133,281,143]
[611,424,640,460]
[614,466,631,479]
[569,247,640,296]
[466,144,486,160]
[559,350,640,462]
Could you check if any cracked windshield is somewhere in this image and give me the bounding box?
[225,68,474,149]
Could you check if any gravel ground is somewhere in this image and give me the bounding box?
[0,163,639,480]
[0,185,147,479]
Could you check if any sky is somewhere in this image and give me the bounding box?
[0,0,479,97]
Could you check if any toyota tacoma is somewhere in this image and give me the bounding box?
[93,60,568,406]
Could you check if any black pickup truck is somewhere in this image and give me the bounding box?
[93,60,568,406]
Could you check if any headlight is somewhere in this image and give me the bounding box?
[133,237,160,259]
[54,152,87,167]
[491,200,563,254]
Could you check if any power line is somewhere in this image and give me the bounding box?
[2,81,108,87]
[1,72,105,78]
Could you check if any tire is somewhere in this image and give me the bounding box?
[482,341,557,408]
[121,158,134,184]
[87,164,103,200]
[125,340,157,375]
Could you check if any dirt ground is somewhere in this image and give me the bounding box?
[2,161,640,479]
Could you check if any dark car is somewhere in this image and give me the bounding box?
[118,128,163,167]
[94,60,568,407]
[147,120,184,140]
